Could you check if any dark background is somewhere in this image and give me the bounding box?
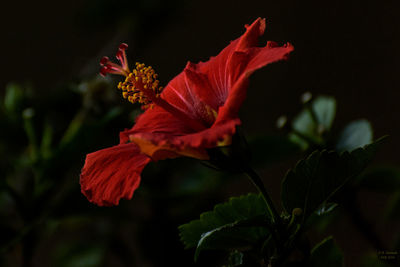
[1,0,399,266]
[2,0,399,153]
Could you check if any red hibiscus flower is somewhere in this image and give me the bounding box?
[80,18,294,206]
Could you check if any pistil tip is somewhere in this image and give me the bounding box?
[100,66,109,77]
[119,43,128,51]
[100,56,110,66]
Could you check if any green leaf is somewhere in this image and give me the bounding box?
[315,202,338,216]
[291,96,336,147]
[179,194,270,259]
[4,83,24,115]
[194,216,269,261]
[281,138,384,222]
[336,119,373,152]
[312,96,336,131]
[60,111,86,147]
[292,108,319,143]
[288,132,309,151]
[357,167,400,193]
[309,237,344,267]
[228,250,244,266]
[305,202,339,233]
[306,206,339,233]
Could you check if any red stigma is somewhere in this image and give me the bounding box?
[99,44,130,77]
[116,50,124,62]
[119,43,128,51]
[100,56,110,66]
[100,66,109,77]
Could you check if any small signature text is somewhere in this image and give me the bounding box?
[377,250,399,261]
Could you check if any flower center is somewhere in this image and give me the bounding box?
[100,44,164,108]
[99,43,206,131]
[118,63,163,107]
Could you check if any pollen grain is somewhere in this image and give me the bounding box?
[117,62,163,106]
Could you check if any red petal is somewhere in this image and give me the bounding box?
[80,143,151,206]
[120,105,194,143]
[191,18,267,106]
[215,74,249,124]
[193,40,239,106]
[216,43,294,124]
[153,18,291,127]
[159,21,251,112]
[160,70,206,121]
[183,64,220,110]
[129,118,240,161]
[245,43,294,73]
[236,18,266,51]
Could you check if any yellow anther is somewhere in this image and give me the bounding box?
[116,62,163,106]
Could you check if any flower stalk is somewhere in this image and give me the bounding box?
[242,164,285,260]
[243,166,281,225]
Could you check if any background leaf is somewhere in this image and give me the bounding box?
[309,236,344,267]
[315,202,338,216]
[291,96,336,147]
[281,138,384,221]
[4,83,24,116]
[336,119,373,152]
[312,96,336,131]
[227,250,244,267]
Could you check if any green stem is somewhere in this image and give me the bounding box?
[243,167,284,267]
[242,166,283,230]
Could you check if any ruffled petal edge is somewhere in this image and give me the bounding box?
[80,143,151,206]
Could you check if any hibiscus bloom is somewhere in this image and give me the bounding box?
[80,18,293,206]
